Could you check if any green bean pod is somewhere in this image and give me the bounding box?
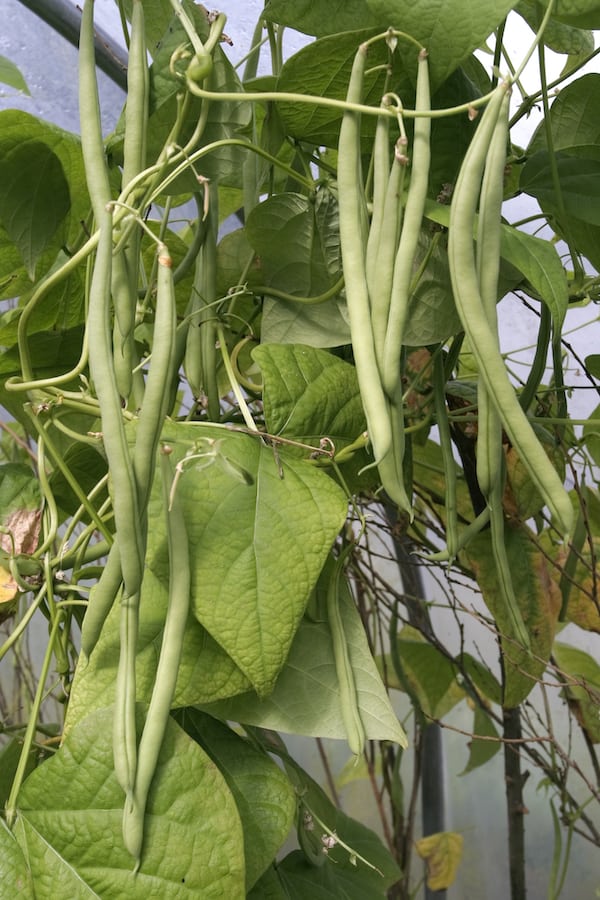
[122,0,148,194]
[327,549,365,759]
[184,187,219,418]
[475,92,509,499]
[337,43,394,466]
[447,83,573,537]
[370,140,408,368]
[382,49,431,397]
[80,545,122,659]
[133,244,177,509]
[88,207,144,594]
[122,449,191,867]
[79,0,112,220]
[365,98,393,295]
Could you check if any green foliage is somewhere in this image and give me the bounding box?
[1,1,599,896]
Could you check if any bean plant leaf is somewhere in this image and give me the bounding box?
[263,0,378,35]
[266,0,519,88]
[521,151,600,226]
[536,0,600,28]
[0,819,34,898]
[0,55,29,94]
[0,141,69,279]
[162,422,348,695]
[516,0,595,53]
[415,831,464,891]
[553,643,600,742]
[276,29,411,149]
[261,295,351,348]
[424,200,569,330]
[526,73,600,269]
[460,705,501,774]
[0,111,89,249]
[253,343,365,449]
[200,577,407,746]
[384,626,465,719]
[245,191,342,298]
[463,524,562,707]
[174,710,296,891]
[14,707,246,898]
[275,759,402,895]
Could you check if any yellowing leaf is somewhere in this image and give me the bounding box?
[0,565,18,623]
[416,831,464,891]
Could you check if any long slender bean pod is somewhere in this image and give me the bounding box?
[79,0,112,219]
[370,140,408,367]
[489,489,530,648]
[80,543,123,658]
[133,244,177,509]
[365,96,393,295]
[88,207,144,594]
[327,547,365,759]
[337,43,393,466]
[475,92,509,499]
[447,82,573,537]
[382,49,431,397]
[122,449,191,867]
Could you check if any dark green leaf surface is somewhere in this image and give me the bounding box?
[174,710,296,890]
[0,141,69,278]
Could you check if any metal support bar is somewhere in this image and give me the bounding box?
[16,0,128,89]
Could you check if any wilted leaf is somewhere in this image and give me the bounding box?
[464,524,562,707]
[416,831,464,890]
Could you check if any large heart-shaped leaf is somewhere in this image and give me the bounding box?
[0,111,89,251]
[174,710,296,890]
[14,707,245,898]
[160,422,348,695]
[521,151,600,226]
[199,575,407,746]
[246,192,341,298]
[265,0,519,87]
[0,141,69,278]
[275,29,411,149]
[253,343,365,448]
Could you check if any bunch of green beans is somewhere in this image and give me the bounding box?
[446,80,573,646]
[78,0,194,868]
[447,81,573,540]
[337,38,431,514]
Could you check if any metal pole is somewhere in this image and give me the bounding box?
[16,0,128,88]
